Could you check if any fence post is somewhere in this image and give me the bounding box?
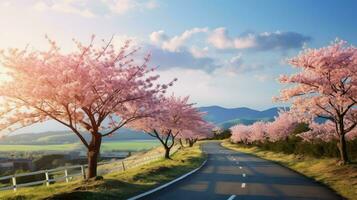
[45,170,50,186]
[80,165,86,180]
[12,176,16,191]
[64,169,69,183]
[121,161,125,171]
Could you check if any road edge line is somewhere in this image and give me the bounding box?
[127,159,208,200]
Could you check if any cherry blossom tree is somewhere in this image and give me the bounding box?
[230,111,297,144]
[129,96,207,158]
[249,121,267,143]
[230,124,251,144]
[277,40,357,164]
[265,111,298,142]
[298,120,357,142]
[179,121,214,147]
[0,36,174,178]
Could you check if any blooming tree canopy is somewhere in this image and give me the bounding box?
[178,120,214,147]
[230,124,252,144]
[277,40,357,163]
[298,120,357,142]
[129,96,209,158]
[230,111,298,144]
[265,111,298,142]
[0,36,174,177]
[248,121,267,142]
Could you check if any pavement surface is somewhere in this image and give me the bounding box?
[141,141,342,200]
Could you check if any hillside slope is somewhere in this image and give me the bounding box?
[0,129,153,145]
[199,106,282,127]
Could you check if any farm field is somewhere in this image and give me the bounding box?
[0,140,160,152]
[0,144,204,200]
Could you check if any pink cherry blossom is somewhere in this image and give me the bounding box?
[276,40,357,163]
[265,111,299,142]
[129,95,213,158]
[0,36,175,178]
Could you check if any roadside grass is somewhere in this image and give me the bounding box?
[0,140,159,152]
[101,140,159,152]
[221,140,357,200]
[0,144,205,200]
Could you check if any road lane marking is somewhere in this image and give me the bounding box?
[127,160,207,200]
[239,166,242,169]
[241,183,246,188]
[227,195,236,200]
[242,173,246,177]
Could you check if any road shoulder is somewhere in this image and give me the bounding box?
[221,140,354,200]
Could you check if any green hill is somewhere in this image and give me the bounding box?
[219,117,273,129]
[0,129,153,145]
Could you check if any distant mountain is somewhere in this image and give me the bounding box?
[218,118,274,129]
[1,106,285,145]
[0,128,153,145]
[199,106,284,128]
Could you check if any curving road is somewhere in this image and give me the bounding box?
[140,141,342,200]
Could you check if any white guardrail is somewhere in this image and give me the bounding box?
[0,146,179,191]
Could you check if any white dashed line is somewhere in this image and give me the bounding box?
[242,173,246,177]
[241,183,246,188]
[227,194,236,200]
[239,166,242,169]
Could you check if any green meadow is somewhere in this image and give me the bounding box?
[0,140,160,152]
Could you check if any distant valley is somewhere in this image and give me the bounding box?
[0,106,283,145]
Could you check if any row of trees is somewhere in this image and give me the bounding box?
[130,96,214,159]
[230,111,298,144]
[0,36,213,178]
[231,40,357,164]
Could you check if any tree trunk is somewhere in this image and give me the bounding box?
[87,134,102,179]
[338,134,349,164]
[179,139,184,148]
[188,139,194,147]
[164,146,171,159]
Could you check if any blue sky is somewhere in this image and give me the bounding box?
[1,0,357,112]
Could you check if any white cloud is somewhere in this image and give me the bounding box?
[233,34,256,49]
[208,27,311,51]
[212,54,269,75]
[33,1,96,18]
[148,27,310,75]
[158,67,278,108]
[190,46,209,58]
[32,0,159,17]
[207,27,234,49]
[147,44,217,71]
[150,27,209,52]
[150,30,168,44]
[104,0,158,15]
[229,54,243,66]
[106,0,136,14]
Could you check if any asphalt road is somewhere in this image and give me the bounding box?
[141,141,342,200]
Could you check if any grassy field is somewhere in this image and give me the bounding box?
[101,140,159,152]
[0,140,159,152]
[221,140,357,200]
[0,144,205,200]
